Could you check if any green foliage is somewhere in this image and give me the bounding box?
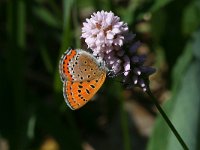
[33,6,62,28]
[182,1,200,35]
[150,0,172,13]
[148,30,200,150]
[147,0,200,148]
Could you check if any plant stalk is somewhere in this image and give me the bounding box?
[146,88,189,150]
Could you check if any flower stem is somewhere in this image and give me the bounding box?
[146,88,189,150]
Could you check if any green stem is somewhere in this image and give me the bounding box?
[146,88,189,150]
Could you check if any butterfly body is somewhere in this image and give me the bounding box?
[59,48,107,110]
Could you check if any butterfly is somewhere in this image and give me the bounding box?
[59,48,108,110]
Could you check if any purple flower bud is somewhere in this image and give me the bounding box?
[131,56,140,63]
[143,87,147,92]
[140,66,156,75]
[129,41,141,55]
[138,55,146,64]
[139,79,145,88]
[124,33,136,43]
[133,68,141,75]
[131,55,146,65]
[123,55,130,76]
[132,75,138,84]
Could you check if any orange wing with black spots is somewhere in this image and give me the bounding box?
[63,73,106,110]
[59,49,77,81]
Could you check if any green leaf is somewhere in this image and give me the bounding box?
[33,6,61,28]
[182,1,200,35]
[150,0,172,13]
[119,0,140,24]
[171,41,193,93]
[147,30,200,150]
[40,46,53,73]
[151,10,167,42]
[167,61,200,150]
[193,30,200,60]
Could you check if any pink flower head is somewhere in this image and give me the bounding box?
[82,11,128,55]
[81,10,130,74]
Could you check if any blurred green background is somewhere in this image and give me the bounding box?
[0,0,200,150]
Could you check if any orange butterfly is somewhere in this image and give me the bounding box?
[59,48,108,110]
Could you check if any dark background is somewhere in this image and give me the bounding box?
[0,0,200,150]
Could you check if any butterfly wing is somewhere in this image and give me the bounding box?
[63,72,106,110]
[59,49,107,82]
[59,48,77,81]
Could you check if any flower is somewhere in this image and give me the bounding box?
[81,10,155,91]
[81,11,128,55]
[122,42,156,91]
[81,10,132,74]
